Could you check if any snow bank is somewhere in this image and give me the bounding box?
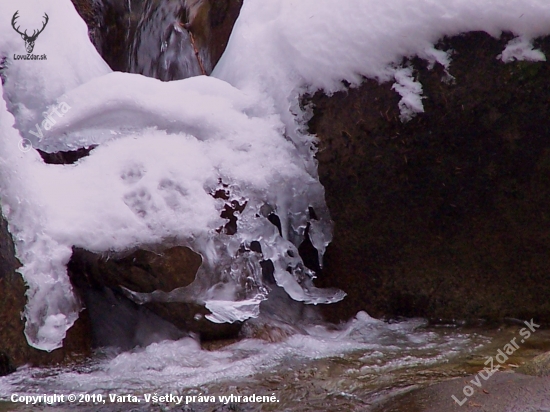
[0,70,338,350]
[0,1,110,145]
[214,0,550,124]
[2,0,550,351]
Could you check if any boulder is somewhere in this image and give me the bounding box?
[375,371,550,412]
[310,32,550,323]
[517,351,550,377]
[67,246,242,348]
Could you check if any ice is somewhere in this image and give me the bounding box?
[205,298,263,324]
[0,78,342,349]
[3,0,550,351]
[392,67,425,122]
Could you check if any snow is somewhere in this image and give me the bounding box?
[498,36,547,62]
[0,0,337,351]
[214,0,550,123]
[392,67,425,122]
[1,0,550,351]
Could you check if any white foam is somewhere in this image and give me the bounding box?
[2,0,550,351]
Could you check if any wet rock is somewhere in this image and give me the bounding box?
[0,352,15,376]
[375,371,550,412]
[67,246,242,346]
[240,321,297,343]
[0,215,91,372]
[310,32,550,323]
[517,351,550,377]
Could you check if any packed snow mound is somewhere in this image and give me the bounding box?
[0,1,340,351]
[2,0,550,351]
[0,71,338,350]
[0,1,110,138]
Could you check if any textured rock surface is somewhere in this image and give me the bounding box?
[310,32,550,323]
[517,351,550,377]
[67,246,242,346]
[376,372,550,412]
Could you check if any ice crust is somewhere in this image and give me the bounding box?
[1,0,550,351]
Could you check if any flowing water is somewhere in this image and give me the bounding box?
[128,0,212,81]
[2,314,549,411]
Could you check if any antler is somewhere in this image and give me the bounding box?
[11,11,27,37]
[29,13,49,40]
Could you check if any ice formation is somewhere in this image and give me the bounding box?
[0,0,339,351]
[2,0,550,351]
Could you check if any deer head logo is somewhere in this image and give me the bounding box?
[11,11,49,54]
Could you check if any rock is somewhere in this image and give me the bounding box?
[517,351,550,377]
[67,246,242,347]
[37,146,96,164]
[309,32,550,323]
[0,215,91,373]
[375,371,550,412]
[0,352,15,376]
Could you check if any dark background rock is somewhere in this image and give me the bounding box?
[310,32,550,324]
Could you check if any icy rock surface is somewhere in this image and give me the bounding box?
[2,0,550,351]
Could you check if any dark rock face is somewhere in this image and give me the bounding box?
[310,32,550,323]
[0,216,91,374]
[38,146,96,164]
[68,246,242,347]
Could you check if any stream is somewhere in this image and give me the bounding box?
[2,315,549,411]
